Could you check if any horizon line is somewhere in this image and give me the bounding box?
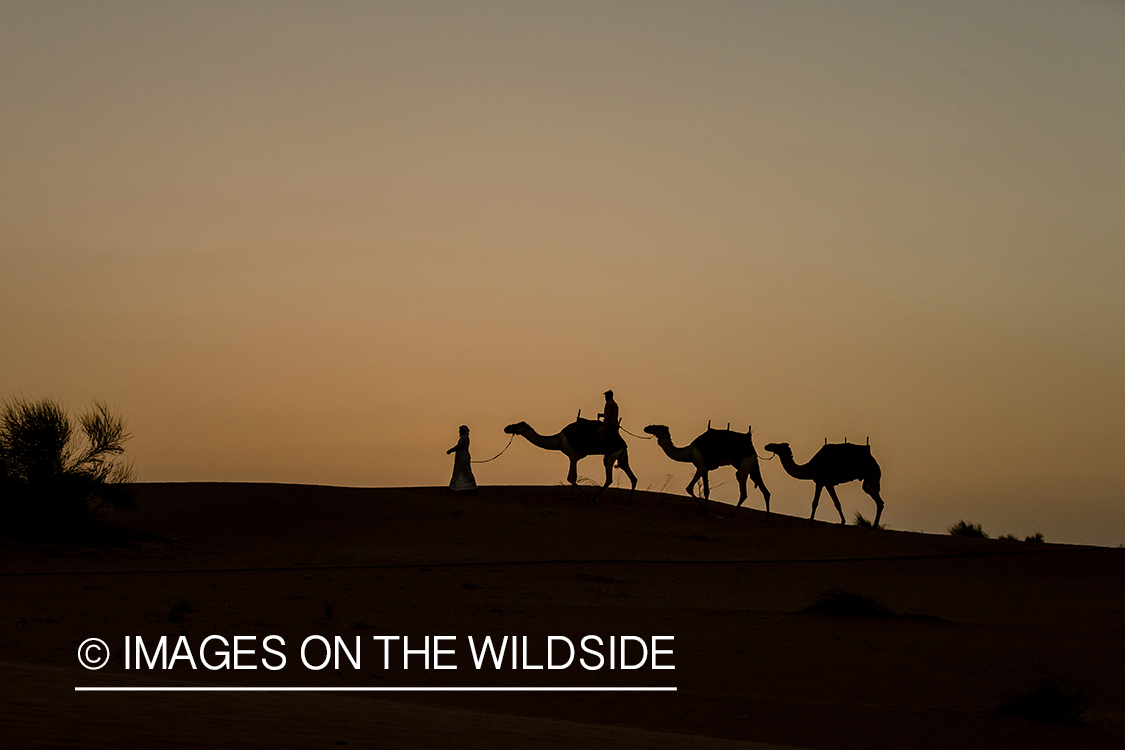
[75,686,678,692]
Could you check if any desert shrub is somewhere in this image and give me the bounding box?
[801,590,895,618]
[0,397,134,536]
[998,532,1045,543]
[948,520,989,538]
[853,512,885,530]
[995,676,1088,724]
[167,600,192,622]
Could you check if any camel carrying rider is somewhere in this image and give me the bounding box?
[596,389,620,445]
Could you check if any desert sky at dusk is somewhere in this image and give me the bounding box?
[2,1,1123,545]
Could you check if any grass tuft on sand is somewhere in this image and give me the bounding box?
[800,589,896,618]
[853,512,885,530]
[994,676,1088,724]
[948,520,988,538]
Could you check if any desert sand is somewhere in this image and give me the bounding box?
[2,483,1122,748]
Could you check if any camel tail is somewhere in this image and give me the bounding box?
[750,461,766,490]
[862,474,881,496]
[860,450,881,488]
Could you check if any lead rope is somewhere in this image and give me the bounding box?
[618,423,653,440]
[470,433,515,464]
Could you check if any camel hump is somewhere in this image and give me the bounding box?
[563,418,625,456]
[817,442,873,459]
[691,429,757,464]
[815,443,881,479]
[562,418,600,443]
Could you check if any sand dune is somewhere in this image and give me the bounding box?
[2,483,1122,748]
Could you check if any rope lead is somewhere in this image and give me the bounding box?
[471,433,515,464]
[618,424,653,440]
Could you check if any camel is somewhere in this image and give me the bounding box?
[763,441,883,526]
[504,418,637,503]
[643,424,770,516]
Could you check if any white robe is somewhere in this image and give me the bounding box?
[448,435,477,492]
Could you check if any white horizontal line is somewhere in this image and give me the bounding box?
[75,686,677,692]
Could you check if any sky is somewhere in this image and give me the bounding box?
[2,1,1123,545]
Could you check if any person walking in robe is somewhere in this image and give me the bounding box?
[447,425,477,492]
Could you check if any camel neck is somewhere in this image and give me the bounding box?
[656,435,695,463]
[777,450,814,480]
[520,428,566,451]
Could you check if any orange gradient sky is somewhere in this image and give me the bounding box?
[3,1,1123,545]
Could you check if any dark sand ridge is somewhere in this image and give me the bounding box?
[2,483,1123,748]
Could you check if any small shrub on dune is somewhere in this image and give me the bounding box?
[995,676,1088,724]
[853,512,885,530]
[1000,532,1046,543]
[801,590,895,618]
[800,590,950,623]
[167,600,192,622]
[556,475,603,500]
[0,397,134,538]
[948,520,989,538]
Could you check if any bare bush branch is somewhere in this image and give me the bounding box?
[1,397,135,535]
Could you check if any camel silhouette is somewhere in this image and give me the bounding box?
[504,418,638,503]
[764,441,883,526]
[644,424,770,516]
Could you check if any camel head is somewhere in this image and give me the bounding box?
[643,424,670,440]
[764,442,791,457]
[504,422,530,435]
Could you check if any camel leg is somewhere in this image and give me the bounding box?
[868,490,884,527]
[590,449,633,503]
[588,455,614,503]
[614,449,638,504]
[731,457,769,518]
[728,469,748,518]
[863,477,884,527]
[686,468,702,499]
[825,485,846,525]
[810,485,823,521]
[696,469,710,516]
[749,458,770,516]
[566,457,580,499]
